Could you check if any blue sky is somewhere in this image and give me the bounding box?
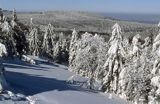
[0,0,160,14]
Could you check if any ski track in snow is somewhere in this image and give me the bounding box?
[1,57,128,104]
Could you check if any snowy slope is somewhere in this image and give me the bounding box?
[2,57,129,104]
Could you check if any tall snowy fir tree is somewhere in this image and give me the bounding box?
[28,28,39,56]
[42,24,58,58]
[102,23,126,93]
[0,43,8,93]
[69,29,79,71]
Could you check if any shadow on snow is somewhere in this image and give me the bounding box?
[3,58,98,96]
[5,71,77,96]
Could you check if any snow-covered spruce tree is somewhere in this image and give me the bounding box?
[28,28,39,56]
[11,9,18,28]
[1,17,12,33]
[0,16,17,57]
[58,32,69,62]
[151,23,160,76]
[10,9,29,58]
[122,37,131,53]
[123,48,152,103]
[116,33,154,104]
[0,8,6,27]
[52,32,70,63]
[41,23,69,63]
[12,10,29,57]
[12,8,17,22]
[0,8,28,58]
[149,23,160,104]
[42,24,61,60]
[102,23,126,93]
[69,31,108,89]
[0,8,4,24]
[130,34,142,58]
[42,24,54,55]
[30,18,33,30]
[0,43,8,93]
[59,32,68,52]
[42,24,58,54]
[69,29,79,71]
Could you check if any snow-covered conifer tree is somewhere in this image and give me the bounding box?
[102,23,126,93]
[120,33,153,104]
[69,31,107,89]
[148,23,160,104]
[1,17,12,33]
[30,18,33,29]
[0,43,8,93]
[28,28,39,56]
[12,8,17,22]
[11,9,18,28]
[131,34,142,57]
[42,23,59,59]
[1,16,17,57]
[42,24,55,52]
[0,8,3,24]
[69,29,79,71]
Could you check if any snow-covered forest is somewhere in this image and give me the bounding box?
[1,7,160,104]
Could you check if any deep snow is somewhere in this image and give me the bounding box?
[0,56,129,104]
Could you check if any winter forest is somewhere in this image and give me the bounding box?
[1,7,160,104]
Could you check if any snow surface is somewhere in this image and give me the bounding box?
[1,56,129,104]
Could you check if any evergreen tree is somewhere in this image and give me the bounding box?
[102,23,126,93]
[28,28,39,56]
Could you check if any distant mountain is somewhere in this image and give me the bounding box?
[101,12,160,24]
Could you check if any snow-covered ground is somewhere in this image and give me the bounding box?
[1,56,129,104]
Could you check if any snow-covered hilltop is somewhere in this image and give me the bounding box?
[1,8,160,104]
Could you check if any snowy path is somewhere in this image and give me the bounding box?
[3,57,128,104]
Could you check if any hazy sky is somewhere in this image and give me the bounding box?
[0,0,160,14]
